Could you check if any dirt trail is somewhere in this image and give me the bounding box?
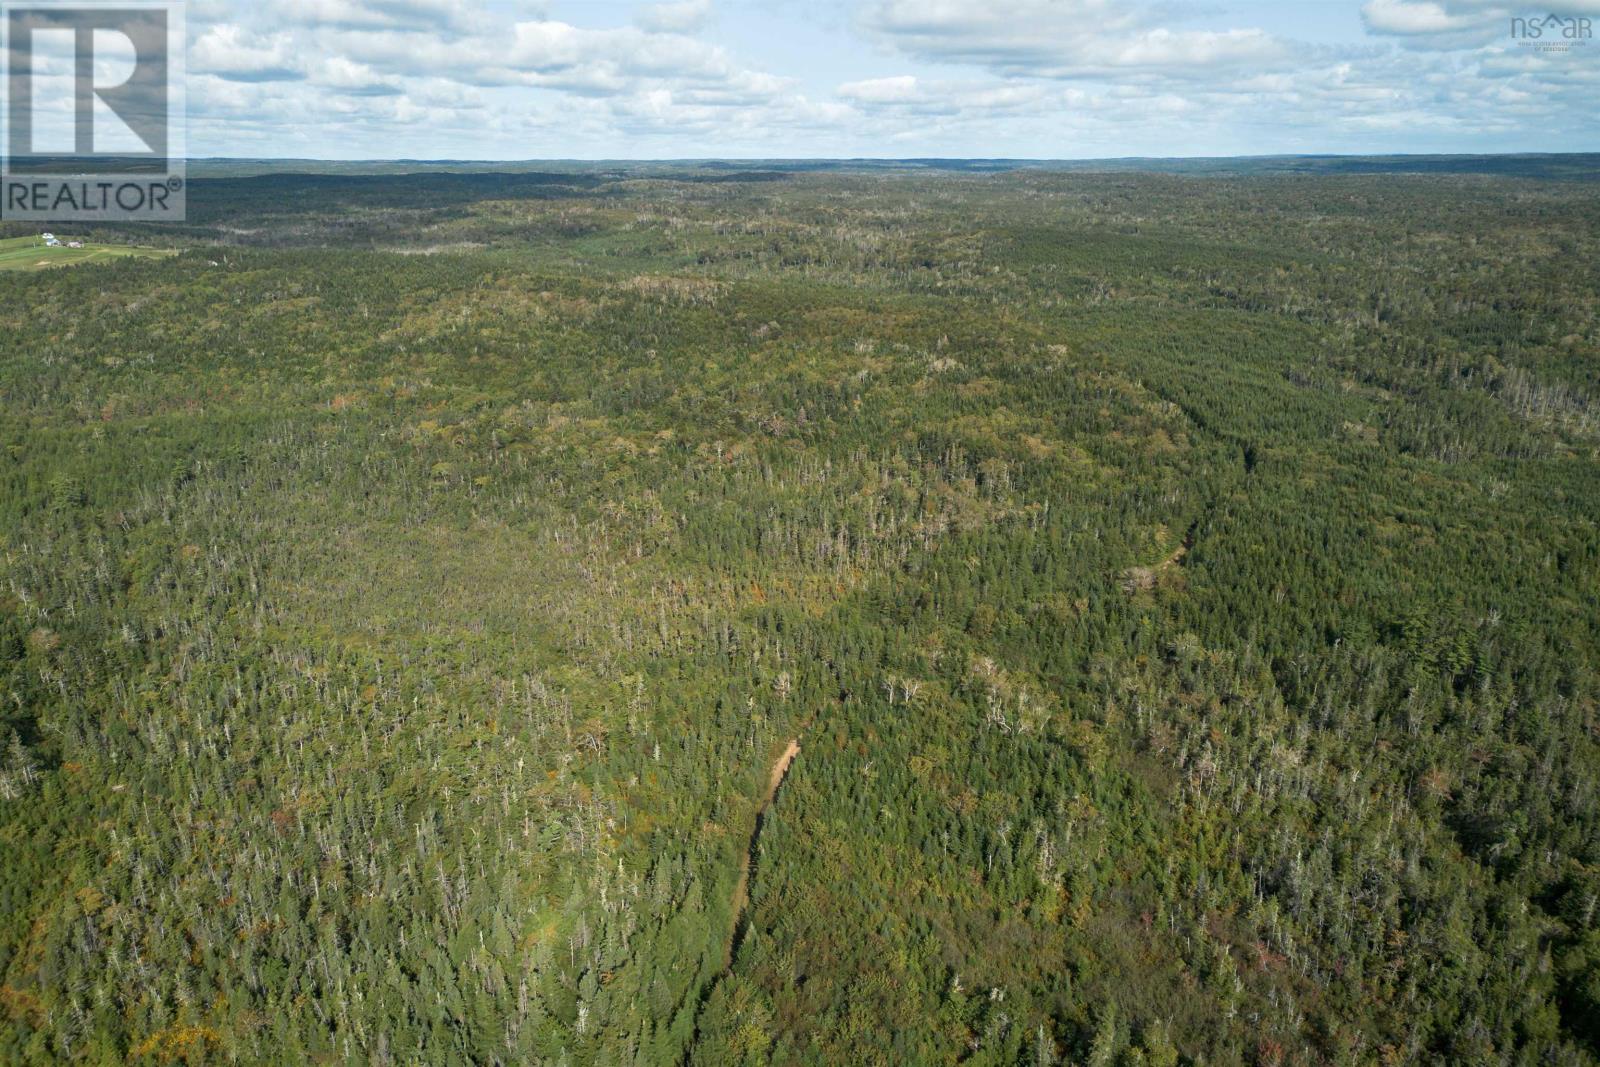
[1121,527,1194,592]
[724,736,802,968]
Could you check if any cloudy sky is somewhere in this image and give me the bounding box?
[177,0,1599,158]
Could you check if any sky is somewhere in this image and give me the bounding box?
[169,0,1600,158]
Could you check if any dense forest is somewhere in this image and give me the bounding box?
[1,161,1598,1064]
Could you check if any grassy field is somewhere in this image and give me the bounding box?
[0,234,173,271]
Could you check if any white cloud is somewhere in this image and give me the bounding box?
[315,55,402,95]
[837,75,920,103]
[280,0,484,34]
[636,0,714,34]
[862,0,1299,79]
[192,24,302,81]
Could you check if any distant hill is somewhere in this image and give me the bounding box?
[183,153,1600,181]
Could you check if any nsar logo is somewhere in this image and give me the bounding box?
[1510,12,1593,51]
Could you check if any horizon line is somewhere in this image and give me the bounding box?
[176,150,1600,164]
